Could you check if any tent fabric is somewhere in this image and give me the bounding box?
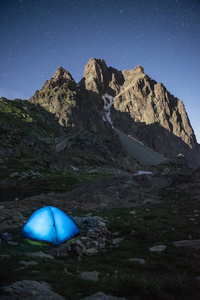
[20,206,80,245]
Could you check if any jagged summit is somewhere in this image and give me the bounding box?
[29,58,199,167]
[40,66,76,91]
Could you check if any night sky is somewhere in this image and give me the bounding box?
[1,0,200,142]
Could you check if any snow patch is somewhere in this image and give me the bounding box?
[102,93,114,129]
[71,165,79,171]
[134,171,152,176]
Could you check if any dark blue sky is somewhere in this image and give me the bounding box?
[1,0,200,142]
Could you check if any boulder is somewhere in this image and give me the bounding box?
[171,239,200,250]
[80,291,127,300]
[3,280,65,300]
[79,271,100,282]
[85,248,98,256]
[149,245,166,252]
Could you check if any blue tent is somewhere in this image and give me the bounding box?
[20,206,80,245]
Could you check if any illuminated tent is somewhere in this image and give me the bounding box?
[20,206,80,245]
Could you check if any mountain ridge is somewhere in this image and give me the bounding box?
[1,58,200,171]
[29,58,199,167]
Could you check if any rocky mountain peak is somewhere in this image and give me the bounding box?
[53,66,74,81]
[133,65,144,74]
[41,66,76,91]
[28,57,199,167]
[82,58,124,96]
[83,58,107,94]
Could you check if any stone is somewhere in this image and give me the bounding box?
[9,172,19,178]
[55,139,67,152]
[19,260,38,267]
[79,271,100,282]
[26,251,54,259]
[90,240,99,248]
[7,241,18,246]
[171,239,200,250]
[75,245,84,256]
[149,245,166,252]
[3,280,65,300]
[74,240,86,248]
[85,248,98,256]
[129,258,146,264]
[80,291,126,299]
[59,243,71,252]
[81,236,90,242]
[0,254,11,259]
[12,214,24,222]
[112,238,124,245]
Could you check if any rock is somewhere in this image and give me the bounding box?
[7,241,18,246]
[80,291,127,300]
[75,245,84,256]
[79,271,100,282]
[3,280,65,300]
[90,240,99,248]
[129,210,136,215]
[26,251,54,259]
[59,243,71,253]
[85,248,98,256]
[149,245,166,252]
[49,245,70,258]
[1,232,12,240]
[0,254,11,259]
[12,214,24,222]
[171,239,200,250]
[129,258,146,264]
[55,139,67,152]
[81,236,90,242]
[9,172,19,178]
[74,240,86,248]
[19,260,38,267]
[112,238,124,245]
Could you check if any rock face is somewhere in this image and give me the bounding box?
[79,58,197,163]
[30,64,113,135]
[112,67,197,160]
[1,58,200,170]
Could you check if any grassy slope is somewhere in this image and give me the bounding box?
[0,98,60,138]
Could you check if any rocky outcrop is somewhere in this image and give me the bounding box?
[78,59,198,165]
[81,58,124,96]
[112,66,197,158]
[30,64,113,135]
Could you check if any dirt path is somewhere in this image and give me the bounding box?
[115,129,168,165]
